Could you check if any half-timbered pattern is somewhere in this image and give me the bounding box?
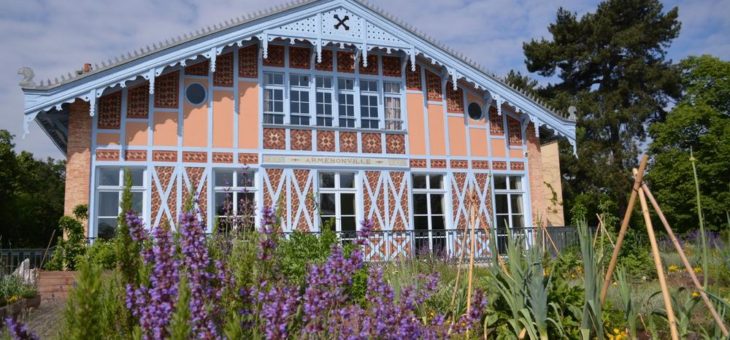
[19,0,575,260]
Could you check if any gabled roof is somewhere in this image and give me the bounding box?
[19,0,576,152]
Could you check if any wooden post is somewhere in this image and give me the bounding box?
[642,184,729,337]
[600,155,649,303]
[638,187,679,340]
[449,206,472,311]
[466,190,478,314]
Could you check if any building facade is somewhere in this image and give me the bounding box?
[20,0,575,259]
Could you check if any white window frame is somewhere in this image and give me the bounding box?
[337,78,356,128]
[493,175,525,230]
[384,81,403,130]
[411,173,447,253]
[359,79,380,129]
[263,72,285,124]
[317,172,358,234]
[289,73,311,126]
[94,167,146,240]
[213,169,257,229]
[315,76,334,127]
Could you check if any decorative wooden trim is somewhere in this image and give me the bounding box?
[212,152,234,163]
[426,70,442,101]
[289,47,311,69]
[126,82,149,118]
[98,92,121,129]
[430,159,447,168]
[238,44,258,78]
[450,159,468,169]
[96,149,120,161]
[239,153,259,165]
[125,150,147,162]
[315,50,333,72]
[382,56,401,77]
[213,52,234,87]
[185,60,209,76]
[155,72,179,108]
[359,55,378,75]
[183,151,207,163]
[152,151,177,162]
[406,64,421,91]
[263,45,285,67]
[337,51,355,73]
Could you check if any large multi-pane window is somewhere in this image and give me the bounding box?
[494,175,524,253]
[337,78,356,128]
[412,174,446,255]
[318,172,357,234]
[384,82,402,130]
[289,74,310,125]
[263,72,284,124]
[315,76,334,126]
[214,169,256,231]
[96,168,145,240]
[360,80,379,129]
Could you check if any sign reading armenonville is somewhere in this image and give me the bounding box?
[262,154,409,168]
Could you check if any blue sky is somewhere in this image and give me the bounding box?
[0,0,728,159]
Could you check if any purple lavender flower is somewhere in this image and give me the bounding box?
[250,282,300,339]
[258,207,278,261]
[3,317,39,340]
[126,211,149,242]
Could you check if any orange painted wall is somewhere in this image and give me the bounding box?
[491,138,506,158]
[213,90,234,148]
[466,92,487,127]
[406,93,426,155]
[238,82,259,149]
[96,133,119,146]
[427,104,446,155]
[125,122,148,146]
[153,111,178,146]
[447,116,467,156]
[469,128,488,157]
[509,148,523,159]
[183,79,209,147]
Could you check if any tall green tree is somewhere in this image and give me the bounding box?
[0,130,65,248]
[520,0,681,224]
[647,55,730,232]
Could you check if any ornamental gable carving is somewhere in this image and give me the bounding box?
[315,50,334,71]
[263,45,285,67]
[185,60,209,76]
[426,70,442,101]
[406,64,421,90]
[446,83,464,113]
[382,56,401,77]
[359,55,378,75]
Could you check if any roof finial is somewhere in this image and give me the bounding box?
[17,67,35,87]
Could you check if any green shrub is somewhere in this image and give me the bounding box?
[0,275,37,306]
[45,213,86,270]
[275,227,339,285]
[84,240,117,270]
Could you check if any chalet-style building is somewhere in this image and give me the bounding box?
[19,0,575,259]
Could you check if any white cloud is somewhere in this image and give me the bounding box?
[0,0,726,159]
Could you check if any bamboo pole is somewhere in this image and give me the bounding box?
[466,191,478,314]
[637,187,679,340]
[642,184,729,337]
[600,155,649,303]
[690,148,709,289]
[449,207,472,311]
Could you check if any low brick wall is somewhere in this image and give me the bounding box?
[38,271,77,301]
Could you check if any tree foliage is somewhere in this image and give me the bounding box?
[0,130,65,248]
[520,0,681,224]
[647,55,730,232]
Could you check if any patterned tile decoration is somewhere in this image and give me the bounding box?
[183,167,206,225]
[362,133,382,154]
[489,108,504,136]
[185,60,209,76]
[359,55,378,75]
[475,173,493,233]
[426,70,442,101]
[492,161,507,170]
[290,129,312,151]
[153,166,176,228]
[212,152,233,163]
[446,82,464,113]
[239,153,259,165]
[263,169,287,228]
[126,82,149,118]
[153,150,177,162]
[337,51,355,73]
[339,132,358,152]
[155,72,179,108]
[450,159,469,169]
[472,160,490,169]
[239,44,258,78]
[385,134,405,154]
[214,52,234,87]
[409,159,427,168]
[183,151,207,163]
[289,47,311,69]
[388,172,409,231]
[290,169,314,232]
[263,128,286,150]
[263,45,285,67]
[98,92,122,129]
[315,49,333,71]
[508,116,523,146]
[316,130,335,152]
[510,162,525,171]
[125,150,147,162]
[96,149,120,161]
[406,64,421,90]
[430,159,447,168]
[382,56,401,77]
[363,171,385,230]
[451,173,468,229]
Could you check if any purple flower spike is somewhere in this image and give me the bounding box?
[4,317,39,340]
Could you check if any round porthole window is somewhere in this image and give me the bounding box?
[468,102,483,120]
[185,83,207,105]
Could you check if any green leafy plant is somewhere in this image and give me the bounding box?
[45,210,87,271]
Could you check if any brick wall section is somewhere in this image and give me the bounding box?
[526,123,546,227]
[64,101,92,233]
[540,141,565,226]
